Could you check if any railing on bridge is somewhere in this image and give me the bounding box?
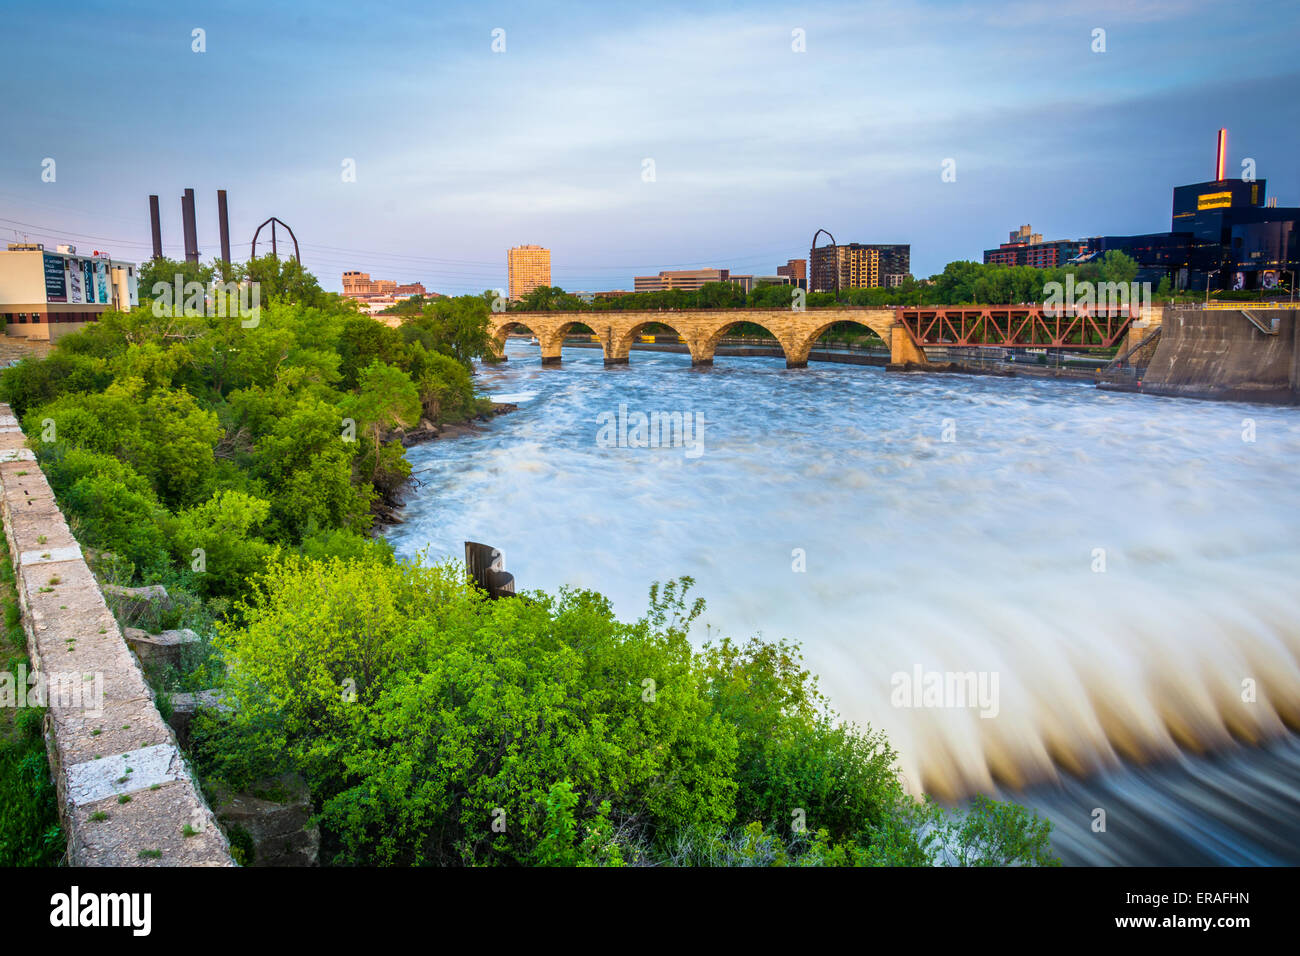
[897,305,1138,350]
[1202,300,1300,310]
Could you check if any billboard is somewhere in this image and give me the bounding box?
[43,254,67,302]
[94,259,109,304]
[65,259,84,304]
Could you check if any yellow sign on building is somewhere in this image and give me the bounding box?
[1197,191,1233,211]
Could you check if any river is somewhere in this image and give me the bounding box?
[384,339,1300,864]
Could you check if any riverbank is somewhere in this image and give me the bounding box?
[371,400,518,527]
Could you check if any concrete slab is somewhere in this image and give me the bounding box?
[65,743,189,805]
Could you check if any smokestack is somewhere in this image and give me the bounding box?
[149,195,163,260]
[1215,128,1227,182]
[182,187,199,264]
[217,189,231,267]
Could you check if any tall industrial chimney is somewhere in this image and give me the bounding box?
[217,189,231,267]
[1215,128,1227,182]
[149,195,163,260]
[182,187,199,264]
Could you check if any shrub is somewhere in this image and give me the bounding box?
[168,490,274,599]
[62,474,171,574]
[198,562,1058,867]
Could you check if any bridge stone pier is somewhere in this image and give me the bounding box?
[488,308,928,368]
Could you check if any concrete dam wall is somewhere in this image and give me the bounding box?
[1138,306,1300,404]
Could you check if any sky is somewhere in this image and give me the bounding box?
[1,0,1298,294]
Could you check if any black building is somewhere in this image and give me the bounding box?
[868,243,911,281]
[1083,233,1196,287]
[1084,174,1298,293]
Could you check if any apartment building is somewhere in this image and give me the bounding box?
[507,245,551,300]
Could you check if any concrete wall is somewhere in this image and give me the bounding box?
[0,404,233,866]
[1139,307,1300,404]
[0,250,49,304]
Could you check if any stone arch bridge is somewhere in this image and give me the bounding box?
[488,308,926,368]
[487,305,1158,368]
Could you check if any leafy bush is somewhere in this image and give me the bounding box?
[0,555,62,866]
[197,560,1057,867]
[61,473,171,575]
[168,490,274,599]
[0,285,492,592]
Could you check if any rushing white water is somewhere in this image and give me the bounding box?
[385,341,1300,809]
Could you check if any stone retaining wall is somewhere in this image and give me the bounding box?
[0,403,233,866]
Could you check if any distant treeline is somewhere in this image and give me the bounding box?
[489,251,1174,313]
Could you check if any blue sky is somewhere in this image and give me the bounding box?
[2,0,1297,293]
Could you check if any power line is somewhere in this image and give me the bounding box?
[1,212,808,292]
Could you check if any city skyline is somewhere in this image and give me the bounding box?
[1,0,1298,295]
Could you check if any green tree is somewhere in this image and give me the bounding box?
[169,489,274,598]
[341,362,421,499]
[238,254,331,307]
[137,257,216,303]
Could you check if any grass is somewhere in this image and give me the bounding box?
[0,540,63,866]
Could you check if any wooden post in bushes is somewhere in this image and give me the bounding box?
[465,541,516,599]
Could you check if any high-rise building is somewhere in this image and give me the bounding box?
[809,243,909,293]
[508,245,551,300]
[872,244,911,285]
[776,258,807,289]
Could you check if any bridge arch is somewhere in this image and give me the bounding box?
[788,314,895,366]
[487,318,540,362]
[608,317,694,366]
[694,317,799,367]
[549,319,597,351]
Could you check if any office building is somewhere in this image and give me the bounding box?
[1,243,138,341]
[633,268,733,293]
[984,225,1089,269]
[777,258,807,289]
[342,271,429,302]
[730,275,791,294]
